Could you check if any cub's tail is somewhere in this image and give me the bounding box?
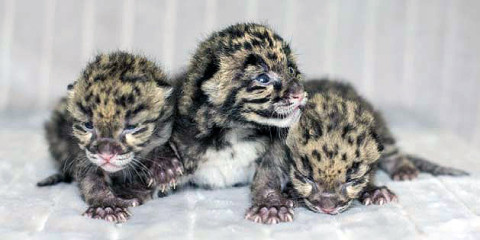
[406,155,469,176]
[37,173,72,187]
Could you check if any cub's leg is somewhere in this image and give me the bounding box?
[145,144,184,193]
[246,144,294,224]
[38,98,78,186]
[79,171,140,223]
[379,152,419,181]
[374,113,420,181]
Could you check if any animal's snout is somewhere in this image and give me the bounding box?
[95,138,122,161]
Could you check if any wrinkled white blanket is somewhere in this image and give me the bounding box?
[0,113,479,239]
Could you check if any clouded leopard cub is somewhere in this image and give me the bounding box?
[171,23,307,190]
[246,79,467,224]
[37,52,182,222]
[305,79,468,181]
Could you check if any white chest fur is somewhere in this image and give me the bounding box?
[190,129,268,188]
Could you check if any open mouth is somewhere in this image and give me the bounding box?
[274,92,308,118]
[85,150,133,173]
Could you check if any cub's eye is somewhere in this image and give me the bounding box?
[125,124,138,131]
[255,74,270,84]
[83,121,94,130]
[303,175,318,191]
[288,67,295,75]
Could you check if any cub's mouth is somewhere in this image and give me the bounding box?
[273,91,308,118]
[85,150,134,173]
[304,198,352,215]
[251,91,307,128]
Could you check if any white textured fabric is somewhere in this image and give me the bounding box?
[0,112,479,239]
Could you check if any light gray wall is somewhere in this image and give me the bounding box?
[1,0,480,145]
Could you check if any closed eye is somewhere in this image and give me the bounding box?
[345,176,367,187]
[297,171,318,191]
[125,124,138,131]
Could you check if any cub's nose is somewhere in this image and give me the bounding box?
[96,138,122,160]
[290,91,305,101]
[99,153,115,162]
[318,196,339,214]
[288,82,304,96]
[320,207,337,215]
[286,82,305,104]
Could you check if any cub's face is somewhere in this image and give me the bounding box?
[187,23,307,128]
[67,54,173,173]
[287,94,382,214]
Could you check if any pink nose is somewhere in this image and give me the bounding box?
[290,91,304,101]
[99,153,115,162]
[320,207,336,214]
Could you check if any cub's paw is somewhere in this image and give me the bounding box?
[360,186,398,206]
[147,157,184,192]
[89,196,141,209]
[108,197,141,208]
[245,200,294,224]
[82,206,131,223]
[391,164,419,181]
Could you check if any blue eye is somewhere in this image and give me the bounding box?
[255,74,270,84]
[125,124,138,131]
[84,121,93,130]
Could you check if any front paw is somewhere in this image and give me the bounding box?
[360,186,398,205]
[147,157,184,191]
[87,196,141,209]
[245,200,294,224]
[82,206,131,223]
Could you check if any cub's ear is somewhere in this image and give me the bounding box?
[152,85,174,100]
[67,81,77,92]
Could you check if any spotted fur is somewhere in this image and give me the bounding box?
[247,79,468,224]
[304,79,468,181]
[38,52,177,222]
[172,23,306,189]
[287,89,384,214]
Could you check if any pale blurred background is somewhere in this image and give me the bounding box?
[1,0,480,146]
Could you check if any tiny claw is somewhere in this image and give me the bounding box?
[105,215,116,222]
[125,209,132,217]
[287,208,295,216]
[147,178,154,188]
